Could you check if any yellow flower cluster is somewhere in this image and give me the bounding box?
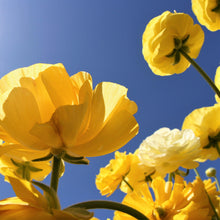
[114,176,219,220]
[96,4,220,219]
[1,0,220,219]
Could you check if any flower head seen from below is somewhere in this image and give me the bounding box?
[137,128,201,177]
[0,63,139,159]
[0,141,52,181]
[96,151,155,196]
[182,104,220,161]
[192,0,220,31]
[0,176,95,220]
[142,11,204,76]
[113,176,219,220]
[96,151,132,197]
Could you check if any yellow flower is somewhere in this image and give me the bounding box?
[96,151,132,196]
[182,104,220,161]
[192,0,220,31]
[142,11,204,76]
[0,142,51,181]
[0,63,139,157]
[137,128,201,177]
[0,176,94,220]
[114,176,219,220]
[96,151,154,196]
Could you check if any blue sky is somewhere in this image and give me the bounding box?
[0,1,219,219]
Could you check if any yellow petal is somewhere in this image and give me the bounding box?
[30,121,63,149]
[51,104,88,148]
[0,88,48,150]
[20,77,55,122]
[77,82,137,145]
[69,110,139,157]
[70,71,93,93]
[40,65,78,107]
[7,176,48,209]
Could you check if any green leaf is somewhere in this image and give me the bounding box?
[32,181,60,210]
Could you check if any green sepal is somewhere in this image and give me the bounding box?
[63,153,89,165]
[175,169,190,177]
[173,51,181,65]
[32,153,53,162]
[32,180,61,210]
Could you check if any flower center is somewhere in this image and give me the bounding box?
[166,35,190,65]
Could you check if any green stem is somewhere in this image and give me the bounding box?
[168,173,173,182]
[50,156,62,192]
[179,49,220,99]
[214,176,220,192]
[122,176,134,191]
[194,169,220,220]
[67,200,149,220]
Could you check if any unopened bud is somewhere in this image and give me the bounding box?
[205,167,216,178]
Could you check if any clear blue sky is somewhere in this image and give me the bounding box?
[0,1,219,219]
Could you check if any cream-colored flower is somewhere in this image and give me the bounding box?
[137,128,200,177]
[142,11,204,75]
[192,0,220,31]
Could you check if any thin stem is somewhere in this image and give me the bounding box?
[122,176,134,191]
[194,169,220,220]
[214,176,220,192]
[67,200,149,220]
[50,156,62,192]
[168,173,173,182]
[179,49,220,99]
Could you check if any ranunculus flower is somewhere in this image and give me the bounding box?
[192,0,220,31]
[0,63,139,158]
[182,104,220,161]
[137,128,201,177]
[0,142,51,181]
[96,151,132,197]
[113,176,219,220]
[0,176,94,220]
[96,151,154,196]
[142,11,204,75]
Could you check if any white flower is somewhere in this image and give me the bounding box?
[137,128,201,177]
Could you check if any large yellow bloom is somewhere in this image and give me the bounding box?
[0,176,94,220]
[0,63,139,157]
[142,11,204,76]
[137,128,201,177]
[182,104,220,161]
[114,176,219,220]
[192,0,220,31]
